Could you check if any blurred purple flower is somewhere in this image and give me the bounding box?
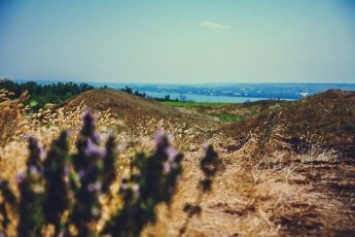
[29,165,37,174]
[87,182,102,192]
[64,166,70,176]
[28,136,37,147]
[81,108,92,119]
[202,143,210,151]
[87,183,95,192]
[84,138,106,157]
[78,170,86,180]
[16,172,26,183]
[166,147,178,162]
[155,129,168,149]
[92,131,100,144]
[39,144,46,161]
[82,108,97,131]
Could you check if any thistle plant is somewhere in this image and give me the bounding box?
[102,130,183,237]
[70,109,115,237]
[42,131,72,236]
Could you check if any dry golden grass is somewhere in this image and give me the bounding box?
[0,89,29,146]
[1,89,355,236]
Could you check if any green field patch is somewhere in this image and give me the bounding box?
[161,101,235,108]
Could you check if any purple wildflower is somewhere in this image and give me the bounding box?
[87,182,102,192]
[202,143,210,151]
[16,172,26,183]
[29,165,38,174]
[82,109,96,126]
[87,183,95,192]
[84,138,106,157]
[39,144,46,161]
[28,136,37,147]
[166,146,178,162]
[92,131,101,144]
[81,108,92,119]
[78,170,86,180]
[64,166,70,176]
[155,129,168,149]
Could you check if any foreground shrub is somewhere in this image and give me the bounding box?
[0,109,183,237]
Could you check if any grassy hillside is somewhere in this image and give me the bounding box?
[1,88,355,236]
[59,89,218,131]
[223,90,355,158]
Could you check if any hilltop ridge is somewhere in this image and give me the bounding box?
[59,88,216,130]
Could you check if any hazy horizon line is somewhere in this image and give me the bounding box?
[8,78,355,86]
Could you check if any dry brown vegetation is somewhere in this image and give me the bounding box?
[1,88,354,236]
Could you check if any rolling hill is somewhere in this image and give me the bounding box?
[223,89,355,158]
[1,88,354,236]
[59,88,217,131]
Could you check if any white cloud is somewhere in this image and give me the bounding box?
[201,20,231,30]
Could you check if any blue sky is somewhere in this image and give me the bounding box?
[0,0,354,84]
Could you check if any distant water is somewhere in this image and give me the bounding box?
[143,91,287,103]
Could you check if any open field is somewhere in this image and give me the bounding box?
[1,88,355,236]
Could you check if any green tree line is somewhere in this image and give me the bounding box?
[0,79,94,112]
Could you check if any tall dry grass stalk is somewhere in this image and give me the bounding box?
[0,90,29,181]
[0,89,29,147]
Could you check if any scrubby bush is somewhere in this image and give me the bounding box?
[0,109,185,236]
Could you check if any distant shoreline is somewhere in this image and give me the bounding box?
[11,79,355,103]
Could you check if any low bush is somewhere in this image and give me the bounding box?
[0,109,187,236]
